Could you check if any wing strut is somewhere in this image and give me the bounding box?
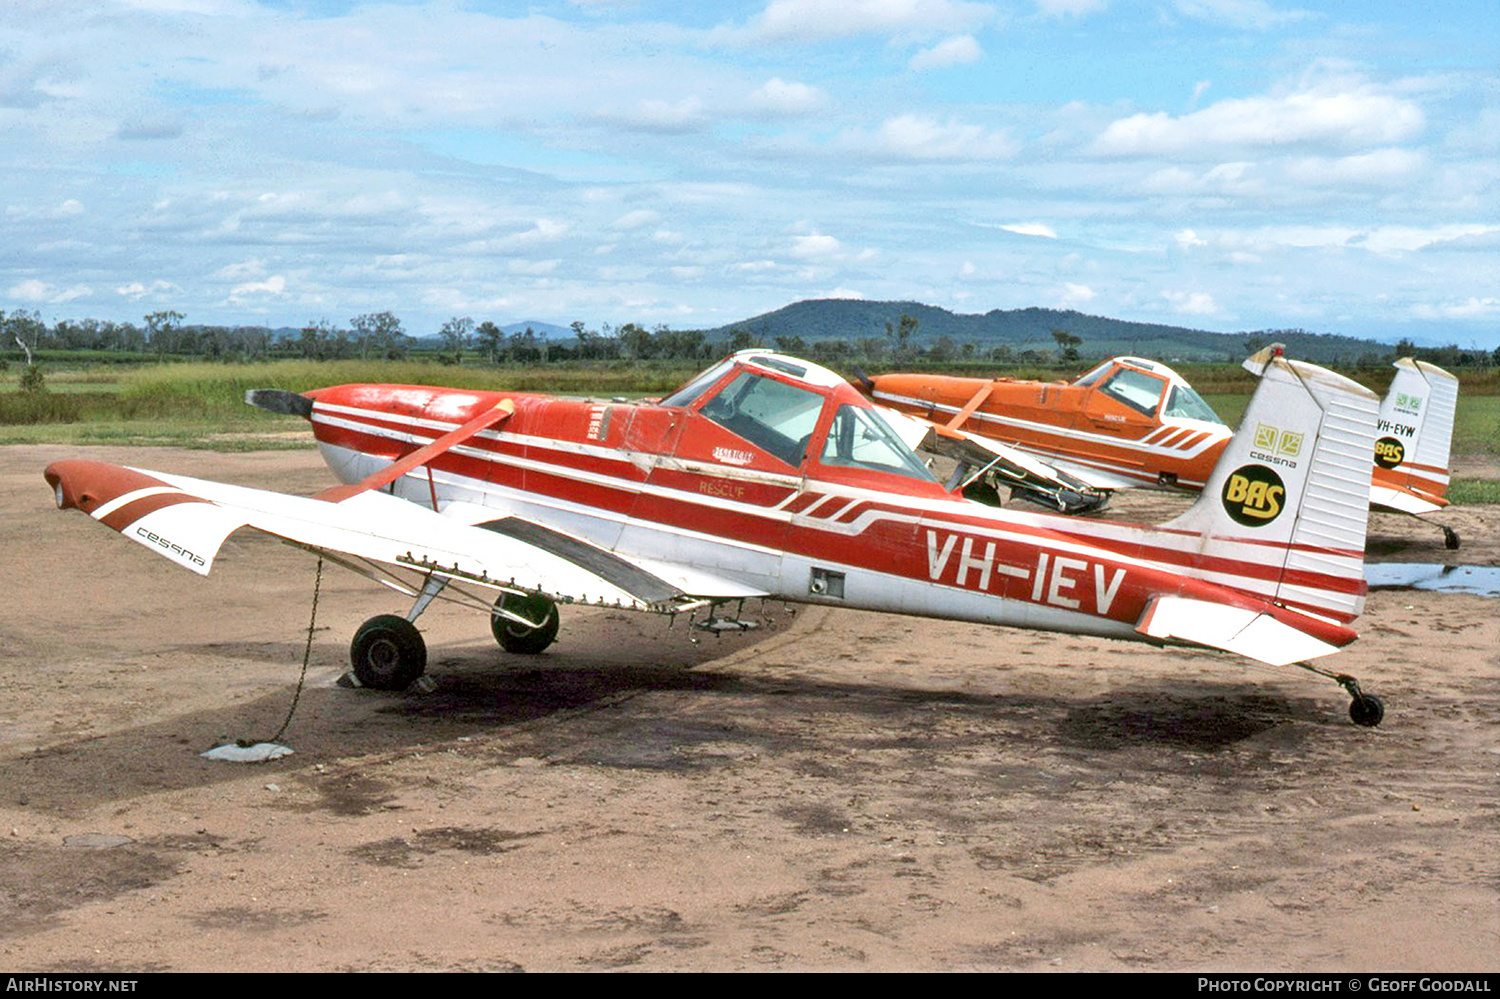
[315,399,515,502]
[944,382,994,432]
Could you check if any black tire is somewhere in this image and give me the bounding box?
[491,593,559,654]
[350,614,427,690]
[1349,693,1385,728]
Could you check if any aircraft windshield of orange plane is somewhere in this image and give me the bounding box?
[1098,366,1168,417]
[1163,383,1222,423]
[1072,359,1223,424]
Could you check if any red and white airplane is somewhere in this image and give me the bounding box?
[866,349,1460,546]
[45,348,1390,725]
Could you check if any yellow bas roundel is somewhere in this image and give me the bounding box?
[1221,464,1286,526]
[1374,436,1405,469]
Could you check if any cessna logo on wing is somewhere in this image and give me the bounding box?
[1374,436,1405,469]
[1221,464,1285,526]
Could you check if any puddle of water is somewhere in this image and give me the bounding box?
[1364,563,1500,597]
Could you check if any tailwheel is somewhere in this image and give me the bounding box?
[1442,524,1460,550]
[1349,693,1385,728]
[491,592,559,655]
[350,614,427,690]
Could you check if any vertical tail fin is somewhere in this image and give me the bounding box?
[1369,357,1458,512]
[1165,348,1379,624]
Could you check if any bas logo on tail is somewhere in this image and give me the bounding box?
[1374,437,1405,469]
[1221,464,1285,525]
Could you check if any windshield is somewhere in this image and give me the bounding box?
[699,371,824,467]
[660,358,735,408]
[820,405,937,481]
[1098,367,1167,417]
[1163,384,1223,423]
[1073,361,1113,387]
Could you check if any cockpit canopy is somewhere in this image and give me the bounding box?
[663,351,938,482]
[1072,356,1223,425]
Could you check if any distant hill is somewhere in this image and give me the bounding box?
[704,299,1392,364]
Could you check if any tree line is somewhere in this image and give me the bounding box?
[6,307,1494,375]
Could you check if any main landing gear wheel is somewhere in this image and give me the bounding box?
[350,614,427,690]
[491,593,559,654]
[1349,693,1386,728]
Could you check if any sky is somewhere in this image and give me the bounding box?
[2,0,1496,346]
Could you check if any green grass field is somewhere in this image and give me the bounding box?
[5,358,1497,498]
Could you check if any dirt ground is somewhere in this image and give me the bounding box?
[1,444,1495,972]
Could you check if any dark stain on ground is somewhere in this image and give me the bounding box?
[350,825,540,867]
[1057,687,1328,751]
[288,771,398,817]
[778,802,854,835]
[0,842,179,938]
[190,906,328,932]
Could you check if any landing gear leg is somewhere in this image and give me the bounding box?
[1338,675,1386,728]
[491,592,560,654]
[1295,662,1385,727]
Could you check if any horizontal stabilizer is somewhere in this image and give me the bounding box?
[1368,484,1445,516]
[1136,595,1342,666]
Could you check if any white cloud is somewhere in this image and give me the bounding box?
[1034,0,1109,18]
[824,287,866,299]
[743,0,994,43]
[6,199,86,221]
[229,275,286,300]
[1162,290,1219,315]
[837,114,1018,161]
[1409,297,1500,320]
[909,35,982,72]
[1282,148,1426,186]
[748,77,829,116]
[1354,225,1500,255]
[116,280,178,300]
[1094,85,1424,156]
[790,233,844,260]
[9,279,91,303]
[1173,0,1309,31]
[1139,161,1261,196]
[1000,222,1058,238]
[212,259,267,281]
[593,97,708,134]
[611,210,661,231]
[1058,282,1096,306]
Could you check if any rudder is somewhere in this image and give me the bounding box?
[1165,348,1379,625]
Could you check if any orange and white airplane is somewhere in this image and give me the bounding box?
[866,348,1460,546]
[45,349,1390,725]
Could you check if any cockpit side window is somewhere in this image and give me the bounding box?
[1098,367,1167,417]
[820,405,937,481]
[699,371,824,467]
[1163,384,1223,423]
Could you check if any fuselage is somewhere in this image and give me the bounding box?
[869,357,1233,492]
[300,354,1358,652]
